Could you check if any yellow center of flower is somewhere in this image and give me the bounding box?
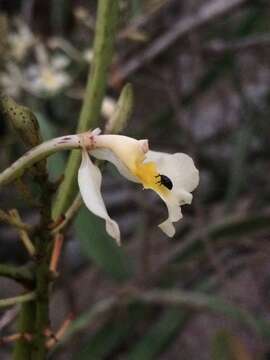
[93,134,171,196]
[133,161,170,196]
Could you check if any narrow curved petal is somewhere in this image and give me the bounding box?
[157,192,183,237]
[78,150,120,245]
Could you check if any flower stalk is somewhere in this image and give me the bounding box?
[0,209,32,231]
[0,134,82,187]
[52,0,120,219]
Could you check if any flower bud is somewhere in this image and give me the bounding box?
[105,83,134,134]
[0,95,43,147]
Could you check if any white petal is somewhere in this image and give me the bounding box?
[90,148,139,183]
[145,151,199,237]
[91,136,199,238]
[159,220,176,237]
[92,128,102,136]
[78,150,120,244]
[145,151,199,193]
[94,134,149,172]
[167,198,183,222]
[158,194,182,237]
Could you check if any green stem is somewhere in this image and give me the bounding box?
[0,134,81,187]
[13,301,36,360]
[32,172,54,360]
[34,258,50,359]
[0,264,34,286]
[0,292,36,308]
[0,209,32,231]
[53,0,120,219]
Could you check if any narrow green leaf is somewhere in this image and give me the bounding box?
[75,205,132,281]
[75,305,142,360]
[127,308,188,360]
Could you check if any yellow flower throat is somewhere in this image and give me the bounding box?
[133,161,170,196]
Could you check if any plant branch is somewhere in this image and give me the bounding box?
[0,264,34,286]
[53,0,120,219]
[46,314,73,349]
[13,302,35,360]
[0,209,32,232]
[51,194,82,235]
[111,0,247,84]
[0,292,36,308]
[8,209,36,256]
[0,134,81,187]
[49,234,64,274]
[204,33,270,53]
[33,172,55,359]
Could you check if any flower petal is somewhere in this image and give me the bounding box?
[145,151,199,193]
[157,192,183,237]
[145,151,199,236]
[159,220,176,237]
[78,150,120,244]
[92,133,199,238]
[90,148,139,183]
[94,134,149,173]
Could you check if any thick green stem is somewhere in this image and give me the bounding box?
[53,0,120,219]
[32,172,54,360]
[13,301,36,360]
[2,2,120,358]
[34,258,50,359]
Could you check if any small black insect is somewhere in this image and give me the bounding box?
[155,174,173,190]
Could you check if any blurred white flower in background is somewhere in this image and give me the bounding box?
[0,20,72,98]
[0,63,23,97]
[83,49,94,63]
[24,46,71,96]
[8,18,35,61]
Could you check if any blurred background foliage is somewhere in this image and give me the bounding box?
[1,0,270,359]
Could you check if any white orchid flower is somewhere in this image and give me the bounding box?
[78,130,199,245]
